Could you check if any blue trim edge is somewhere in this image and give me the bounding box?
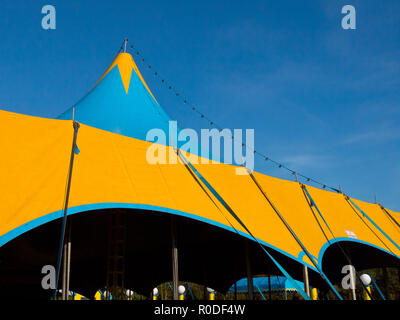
[0,202,317,272]
[318,237,400,268]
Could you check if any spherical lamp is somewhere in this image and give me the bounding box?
[360,274,371,286]
[178,285,186,294]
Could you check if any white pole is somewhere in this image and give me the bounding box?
[171,217,179,300]
[303,265,310,297]
[124,39,128,53]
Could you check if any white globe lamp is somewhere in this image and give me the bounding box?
[360,274,371,286]
[126,289,133,296]
[178,285,186,294]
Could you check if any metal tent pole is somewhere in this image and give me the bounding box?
[171,216,179,300]
[61,241,72,300]
[66,223,72,299]
[303,265,310,297]
[245,240,254,300]
[62,220,72,300]
[52,121,80,300]
[350,266,357,300]
[123,38,128,53]
[62,243,67,300]
[345,249,357,300]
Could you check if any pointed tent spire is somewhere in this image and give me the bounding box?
[58,51,170,142]
[92,52,157,97]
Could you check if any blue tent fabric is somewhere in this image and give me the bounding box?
[228,276,305,293]
[57,53,234,163]
[58,62,172,142]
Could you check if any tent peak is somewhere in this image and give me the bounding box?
[57,50,170,141]
[94,52,156,99]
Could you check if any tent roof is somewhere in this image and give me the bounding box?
[57,53,171,142]
[1,51,400,296]
[228,276,304,293]
[1,109,399,269]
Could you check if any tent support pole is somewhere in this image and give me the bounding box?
[62,221,72,300]
[171,216,179,300]
[66,225,71,299]
[52,121,80,300]
[350,266,357,300]
[345,248,357,300]
[62,243,67,300]
[303,265,310,297]
[123,38,128,53]
[245,240,254,300]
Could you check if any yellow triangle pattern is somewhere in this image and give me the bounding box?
[93,53,158,102]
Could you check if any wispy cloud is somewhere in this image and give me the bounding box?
[342,129,400,144]
[281,154,332,168]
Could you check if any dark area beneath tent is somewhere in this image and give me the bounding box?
[321,240,400,283]
[0,208,398,299]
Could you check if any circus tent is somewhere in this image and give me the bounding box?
[0,47,399,299]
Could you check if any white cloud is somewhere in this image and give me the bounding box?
[342,129,400,145]
[281,154,332,168]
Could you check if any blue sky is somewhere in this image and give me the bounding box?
[0,0,399,210]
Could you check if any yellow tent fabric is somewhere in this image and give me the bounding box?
[1,51,399,276]
[1,109,399,272]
